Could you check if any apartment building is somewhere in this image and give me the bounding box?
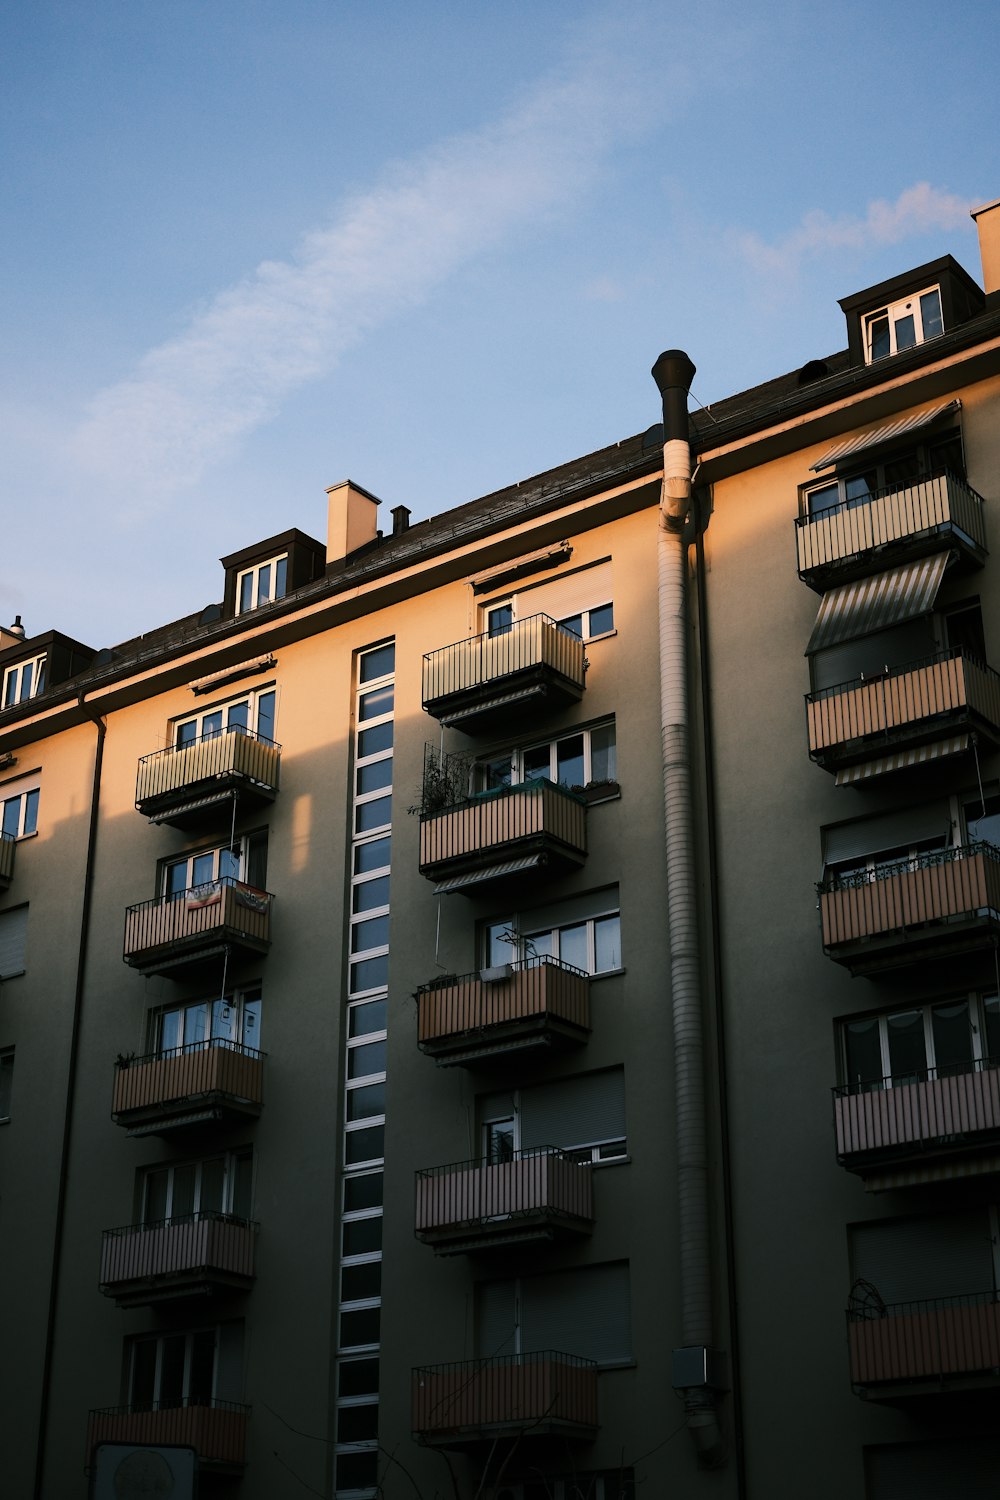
[3,198,1000,1500]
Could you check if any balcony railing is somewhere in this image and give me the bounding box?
[123,878,272,977]
[412,1351,598,1444]
[0,830,13,888]
[807,648,1000,770]
[419,781,587,891]
[136,728,281,826]
[100,1212,257,1306]
[834,1059,1000,1176]
[796,471,987,587]
[417,956,591,1064]
[87,1399,248,1470]
[848,1293,1000,1392]
[415,1146,594,1254]
[818,842,1000,974]
[423,614,586,731]
[112,1039,264,1134]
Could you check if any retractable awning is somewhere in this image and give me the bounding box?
[433,854,544,894]
[834,734,971,787]
[809,400,961,472]
[148,790,238,824]
[806,552,949,655]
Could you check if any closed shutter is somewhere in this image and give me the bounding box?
[477,1279,517,1358]
[521,1262,631,1363]
[519,1069,626,1151]
[850,1209,993,1305]
[521,886,620,936]
[0,905,28,978]
[866,1439,1000,1498]
[518,563,613,623]
[810,619,935,694]
[823,801,951,865]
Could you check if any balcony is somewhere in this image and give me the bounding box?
[417,957,590,1065]
[807,649,1000,776]
[834,1061,1000,1184]
[136,728,281,829]
[0,830,13,889]
[848,1294,1000,1398]
[87,1399,248,1473]
[796,472,987,589]
[112,1040,264,1136]
[412,1351,598,1446]
[124,878,272,979]
[100,1212,257,1307]
[415,1147,594,1255]
[419,782,587,894]
[818,843,1000,976]
[423,615,586,732]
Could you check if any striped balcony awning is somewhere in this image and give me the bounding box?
[433,854,545,895]
[834,734,971,786]
[808,399,961,472]
[147,789,238,825]
[806,552,949,655]
[864,1151,1000,1193]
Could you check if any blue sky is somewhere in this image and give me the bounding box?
[2,0,997,648]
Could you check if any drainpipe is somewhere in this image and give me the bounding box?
[651,351,725,1467]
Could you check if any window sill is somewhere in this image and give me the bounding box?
[586,629,617,644]
[590,1153,631,1171]
[591,967,625,982]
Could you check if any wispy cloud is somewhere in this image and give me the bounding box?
[733,182,972,279]
[71,36,670,510]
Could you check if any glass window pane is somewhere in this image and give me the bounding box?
[920,289,943,339]
[357,760,392,795]
[844,473,874,507]
[171,1164,196,1218]
[559,614,583,639]
[967,797,1000,847]
[191,853,215,886]
[144,1169,169,1223]
[344,1172,383,1212]
[359,685,394,720]
[239,573,254,613]
[556,736,585,789]
[20,662,33,700]
[345,1125,384,1165]
[159,1009,182,1053]
[360,644,395,682]
[522,746,551,782]
[2,800,18,838]
[176,720,197,748]
[349,998,387,1038]
[257,562,272,605]
[481,755,513,791]
[358,721,393,757]
[589,602,614,635]
[526,929,553,961]
[202,710,223,738]
[352,915,390,953]
[23,789,39,835]
[485,1118,516,1162]
[242,994,262,1048]
[486,920,514,967]
[343,1216,383,1255]
[931,999,974,1076]
[886,1010,927,1081]
[159,1336,185,1403]
[189,1330,216,1402]
[199,1157,225,1214]
[487,604,513,637]
[212,998,235,1043]
[893,312,916,351]
[274,556,288,599]
[336,1451,379,1490]
[166,861,188,897]
[844,1016,882,1086]
[339,1308,381,1351]
[984,996,1000,1063]
[256,690,276,743]
[353,875,390,913]
[590,724,617,783]
[559,923,589,972]
[347,1081,386,1122]
[338,1358,379,1398]
[808,484,839,517]
[867,314,890,360]
[130,1340,157,1406]
[356,795,391,833]
[355,837,391,874]
[350,954,388,994]
[349,1039,387,1079]
[594,914,622,972]
[184,1004,210,1047]
[337,1402,379,1442]
[232,1153,253,1219]
[226,701,249,733]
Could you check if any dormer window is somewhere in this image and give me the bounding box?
[862,286,943,363]
[2,654,46,709]
[236,554,288,614]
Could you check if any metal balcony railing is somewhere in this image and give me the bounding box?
[796,471,987,583]
[123,878,272,972]
[412,1350,598,1441]
[87,1398,249,1468]
[807,647,1000,763]
[112,1039,264,1127]
[422,614,586,727]
[136,727,280,816]
[416,955,590,1060]
[834,1058,1000,1167]
[415,1145,594,1249]
[848,1291,1000,1388]
[100,1211,257,1299]
[0,830,14,886]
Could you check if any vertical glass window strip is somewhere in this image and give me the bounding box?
[336,641,394,1499]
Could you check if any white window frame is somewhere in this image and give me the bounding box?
[486,902,622,977]
[2,654,46,710]
[139,1148,252,1224]
[235,554,288,614]
[863,285,944,363]
[128,1328,217,1407]
[173,686,277,748]
[841,992,999,1089]
[160,831,267,898]
[1,783,39,840]
[480,719,616,795]
[151,986,262,1054]
[556,600,615,642]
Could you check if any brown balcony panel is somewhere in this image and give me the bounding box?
[423,615,586,731]
[849,1297,1000,1396]
[412,1352,598,1446]
[819,846,1000,975]
[87,1400,248,1471]
[136,730,281,826]
[417,958,590,1064]
[100,1213,257,1306]
[113,1041,264,1134]
[0,831,13,889]
[419,783,587,891]
[124,879,272,978]
[796,473,987,589]
[835,1065,1000,1177]
[416,1148,594,1255]
[808,652,1000,770]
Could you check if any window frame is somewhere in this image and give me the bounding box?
[235,554,288,614]
[479,718,617,796]
[138,1147,253,1225]
[1,783,39,840]
[127,1328,218,1408]
[159,829,267,899]
[840,991,1000,1089]
[862,285,944,363]
[150,986,262,1055]
[800,428,965,520]
[485,896,622,977]
[2,654,46,710]
[173,686,277,749]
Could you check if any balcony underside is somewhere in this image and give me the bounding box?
[426,667,584,733]
[139,778,276,830]
[800,523,986,590]
[101,1266,255,1308]
[113,1046,264,1136]
[823,911,1000,976]
[835,1067,1000,1185]
[115,1093,262,1137]
[418,1207,594,1256]
[416,1413,599,1449]
[421,1012,590,1066]
[811,707,991,773]
[123,928,270,979]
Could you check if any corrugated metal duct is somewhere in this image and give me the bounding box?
[808,400,961,472]
[806,553,949,655]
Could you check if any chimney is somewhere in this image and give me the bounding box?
[971,198,1000,298]
[391,505,411,536]
[326,481,381,566]
[0,616,26,652]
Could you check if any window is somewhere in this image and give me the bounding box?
[480,720,616,795]
[0,1048,13,1120]
[822,802,952,888]
[849,1205,998,1308]
[863,286,944,362]
[479,1068,627,1164]
[0,906,28,979]
[174,688,276,748]
[841,993,1000,1089]
[478,1261,632,1365]
[558,601,614,641]
[140,1148,252,1224]
[151,987,262,1054]
[161,830,267,897]
[2,654,46,709]
[236,554,287,614]
[485,889,622,975]
[1,785,38,840]
[128,1328,217,1408]
[802,429,965,522]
